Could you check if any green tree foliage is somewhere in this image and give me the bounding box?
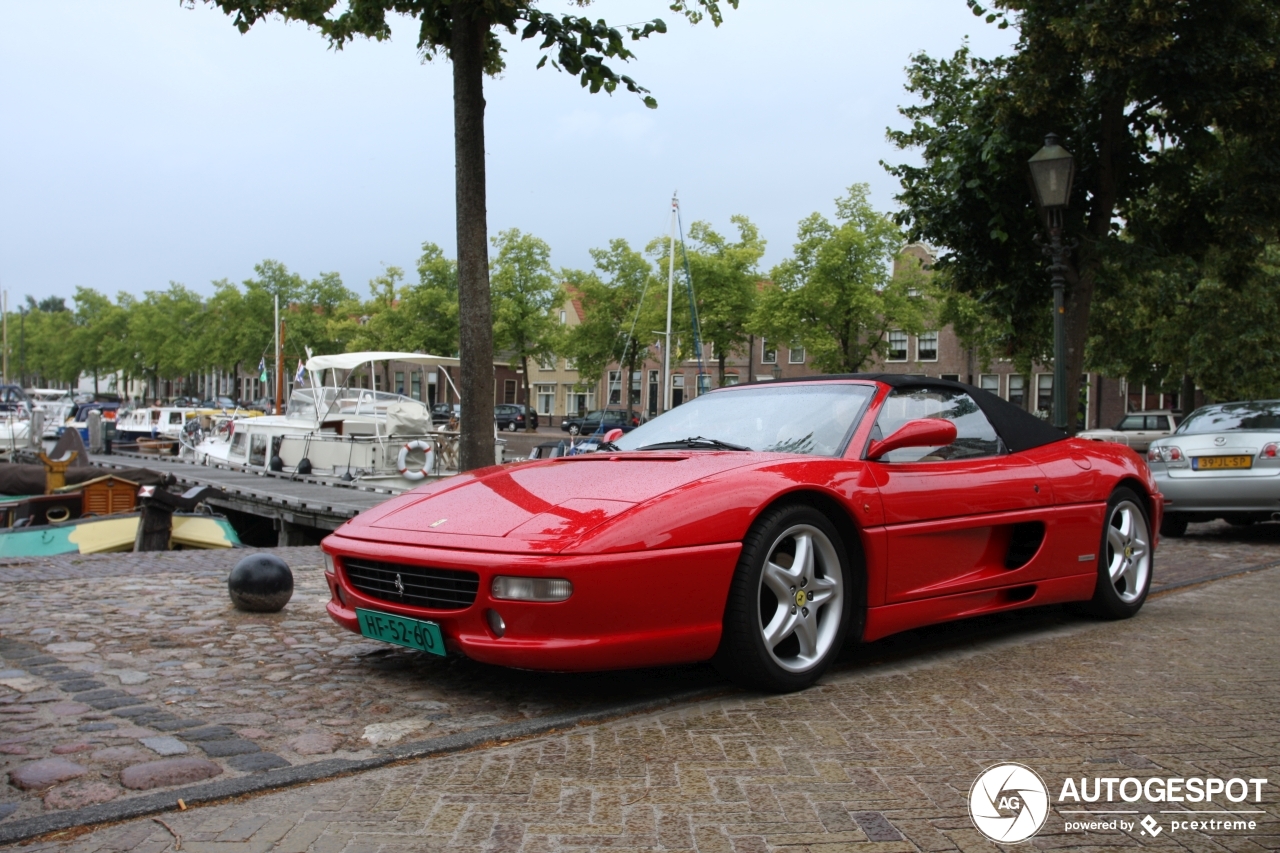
[674,217,763,387]
[16,298,76,386]
[196,0,734,468]
[491,229,561,427]
[563,239,659,420]
[885,1,1280,423]
[752,185,931,374]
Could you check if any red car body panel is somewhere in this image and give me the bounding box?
[321,379,1162,672]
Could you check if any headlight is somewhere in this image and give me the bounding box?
[491,576,573,602]
[323,552,336,575]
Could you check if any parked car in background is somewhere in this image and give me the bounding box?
[494,404,539,432]
[560,408,638,436]
[1148,400,1280,536]
[1078,410,1178,452]
[431,403,461,426]
[199,396,240,410]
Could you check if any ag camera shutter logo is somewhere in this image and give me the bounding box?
[969,763,1050,843]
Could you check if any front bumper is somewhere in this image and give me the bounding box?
[322,535,741,672]
[1154,469,1280,513]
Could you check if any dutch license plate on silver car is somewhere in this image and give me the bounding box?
[356,608,446,656]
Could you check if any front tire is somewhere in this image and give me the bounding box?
[714,504,854,692]
[568,424,580,436]
[1087,487,1152,619]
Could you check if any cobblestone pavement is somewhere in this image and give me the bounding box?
[21,540,1280,852]
[0,520,1276,845]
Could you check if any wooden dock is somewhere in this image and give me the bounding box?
[96,452,405,544]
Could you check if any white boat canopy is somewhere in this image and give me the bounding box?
[305,352,462,372]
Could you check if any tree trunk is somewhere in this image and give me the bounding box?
[1063,94,1126,435]
[521,355,533,431]
[452,1,495,471]
[718,352,726,387]
[1181,373,1196,415]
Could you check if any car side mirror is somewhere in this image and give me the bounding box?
[867,418,958,461]
[603,428,624,444]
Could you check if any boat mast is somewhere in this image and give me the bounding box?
[274,294,283,415]
[663,193,677,413]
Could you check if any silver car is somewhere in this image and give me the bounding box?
[1147,400,1280,536]
[1078,410,1178,452]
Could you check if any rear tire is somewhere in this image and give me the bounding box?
[1160,514,1188,538]
[1086,487,1152,619]
[713,503,855,692]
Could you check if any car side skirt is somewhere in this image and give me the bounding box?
[862,573,1097,642]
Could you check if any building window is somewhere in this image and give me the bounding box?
[538,356,556,371]
[723,372,740,387]
[788,342,805,364]
[536,384,555,416]
[979,374,1000,397]
[1008,375,1026,407]
[1037,374,1054,417]
[887,331,908,362]
[940,374,960,382]
[917,331,939,362]
[411,374,422,400]
[761,340,776,364]
[608,370,622,405]
[631,371,642,406]
[394,371,405,395]
[559,309,567,324]
[504,379,517,404]
[564,357,576,371]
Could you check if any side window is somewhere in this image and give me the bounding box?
[871,387,1003,462]
[1118,416,1144,430]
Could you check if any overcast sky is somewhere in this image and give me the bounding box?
[0,1,1016,307]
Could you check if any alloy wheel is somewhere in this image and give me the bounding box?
[756,524,845,673]
[1104,500,1150,604]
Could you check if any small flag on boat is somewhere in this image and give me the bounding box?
[294,360,306,386]
[258,357,268,382]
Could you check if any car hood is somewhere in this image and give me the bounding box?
[332,452,763,553]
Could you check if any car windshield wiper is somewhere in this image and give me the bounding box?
[636,436,751,451]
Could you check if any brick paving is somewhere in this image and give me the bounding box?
[0,520,1276,848]
[19,546,1278,852]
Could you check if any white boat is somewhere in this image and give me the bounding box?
[188,352,495,489]
[26,389,76,440]
[0,386,33,458]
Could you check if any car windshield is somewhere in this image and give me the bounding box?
[611,383,875,456]
[1176,401,1280,434]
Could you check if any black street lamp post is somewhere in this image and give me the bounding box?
[1028,133,1076,430]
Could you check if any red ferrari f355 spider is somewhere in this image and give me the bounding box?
[321,375,1160,692]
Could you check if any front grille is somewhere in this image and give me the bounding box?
[342,558,479,610]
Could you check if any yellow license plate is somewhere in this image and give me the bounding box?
[1192,455,1252,470]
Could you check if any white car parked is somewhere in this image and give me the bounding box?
[1078,410,1178,452]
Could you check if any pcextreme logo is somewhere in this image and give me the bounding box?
[968,764,1270,842]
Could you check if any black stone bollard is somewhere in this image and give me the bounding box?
[228,553,294,612]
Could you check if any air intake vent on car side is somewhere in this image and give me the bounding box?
[1004,521,1046,569]
[342,558,479,610]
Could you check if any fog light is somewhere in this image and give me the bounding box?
[486,609,506,637]
[491,576,573,602]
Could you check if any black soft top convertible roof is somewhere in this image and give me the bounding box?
[770,373,1068,454]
